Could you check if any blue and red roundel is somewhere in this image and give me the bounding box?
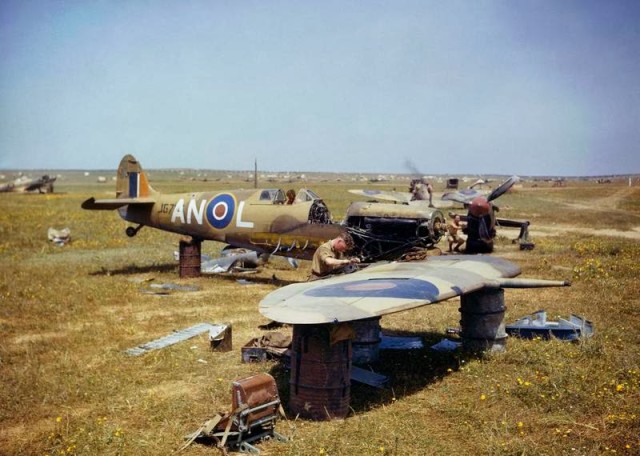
[206,194,235,229]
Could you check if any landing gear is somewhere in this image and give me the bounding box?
[125,225,143,237]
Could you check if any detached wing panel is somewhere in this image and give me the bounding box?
[259,255,521,324]
[81,197,156,210]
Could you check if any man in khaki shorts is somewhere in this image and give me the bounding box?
[447,215,466,253]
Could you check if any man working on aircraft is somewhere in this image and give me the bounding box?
[286,189,296,204]
[310,232,360,280]
[410,179,434,208]
[447,214,466,253]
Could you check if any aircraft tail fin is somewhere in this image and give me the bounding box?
[115,154,159,199]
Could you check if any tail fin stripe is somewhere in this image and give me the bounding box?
[129,172,139,198]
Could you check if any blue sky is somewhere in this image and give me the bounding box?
[1,1,638,176]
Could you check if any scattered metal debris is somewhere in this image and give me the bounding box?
[173,248,276,274]
[149,283,200,292]
[47,227,71,246]
[125,323,227,356]
[202,250,263,273]
[210,325,232,352]
[430,339,462,352]
[379,332,424,350]
[141,283,201,295]
[506,310,593,340]
[242,332,291,363]
[351,366,388,388]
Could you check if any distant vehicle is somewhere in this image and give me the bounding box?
[446,178,459,189]
[0,174,56,193]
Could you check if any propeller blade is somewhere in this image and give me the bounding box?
[488,176,519,202]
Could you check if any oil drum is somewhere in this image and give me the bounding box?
[351,317,382,365]
[459,288,507,353]
[179,239,201,278]
[289,324,351,420]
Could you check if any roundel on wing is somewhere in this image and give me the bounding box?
[304,278,440,301]
[206,194,236,229]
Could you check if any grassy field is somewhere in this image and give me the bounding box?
[1,174,639,455]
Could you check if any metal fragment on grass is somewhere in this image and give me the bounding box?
[125,323,227,356]
[505,310,593,340]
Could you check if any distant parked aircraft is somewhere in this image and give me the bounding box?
[0,174,56,193]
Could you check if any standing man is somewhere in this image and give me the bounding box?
[410,179,434,207]
[447,215,466,253]
[310,232,360,280]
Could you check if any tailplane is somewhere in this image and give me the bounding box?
[81,154,158,210]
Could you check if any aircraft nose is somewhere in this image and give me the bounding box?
[468,196,491,217]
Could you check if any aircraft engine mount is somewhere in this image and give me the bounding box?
[344,201,446,261]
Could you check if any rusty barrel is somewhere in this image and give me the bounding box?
[179,239,201,278]
[290,324,351,420]
[352,317,382,365]
[459,288,507,353]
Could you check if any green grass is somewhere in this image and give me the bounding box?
[1,176,639,455]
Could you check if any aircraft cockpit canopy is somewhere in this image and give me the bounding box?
[296,189,320,202]
[259,189,286,204]
[257,188,321,205]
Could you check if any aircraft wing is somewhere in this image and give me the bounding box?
[348,189,412,204]
[81,196,156,210]
[259,255,523,324]
[441,188,485,204]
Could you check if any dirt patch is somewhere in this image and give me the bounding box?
[530,224,640,240]
[540,187,640,218]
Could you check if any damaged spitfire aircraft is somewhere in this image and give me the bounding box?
[82,155,446,263]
